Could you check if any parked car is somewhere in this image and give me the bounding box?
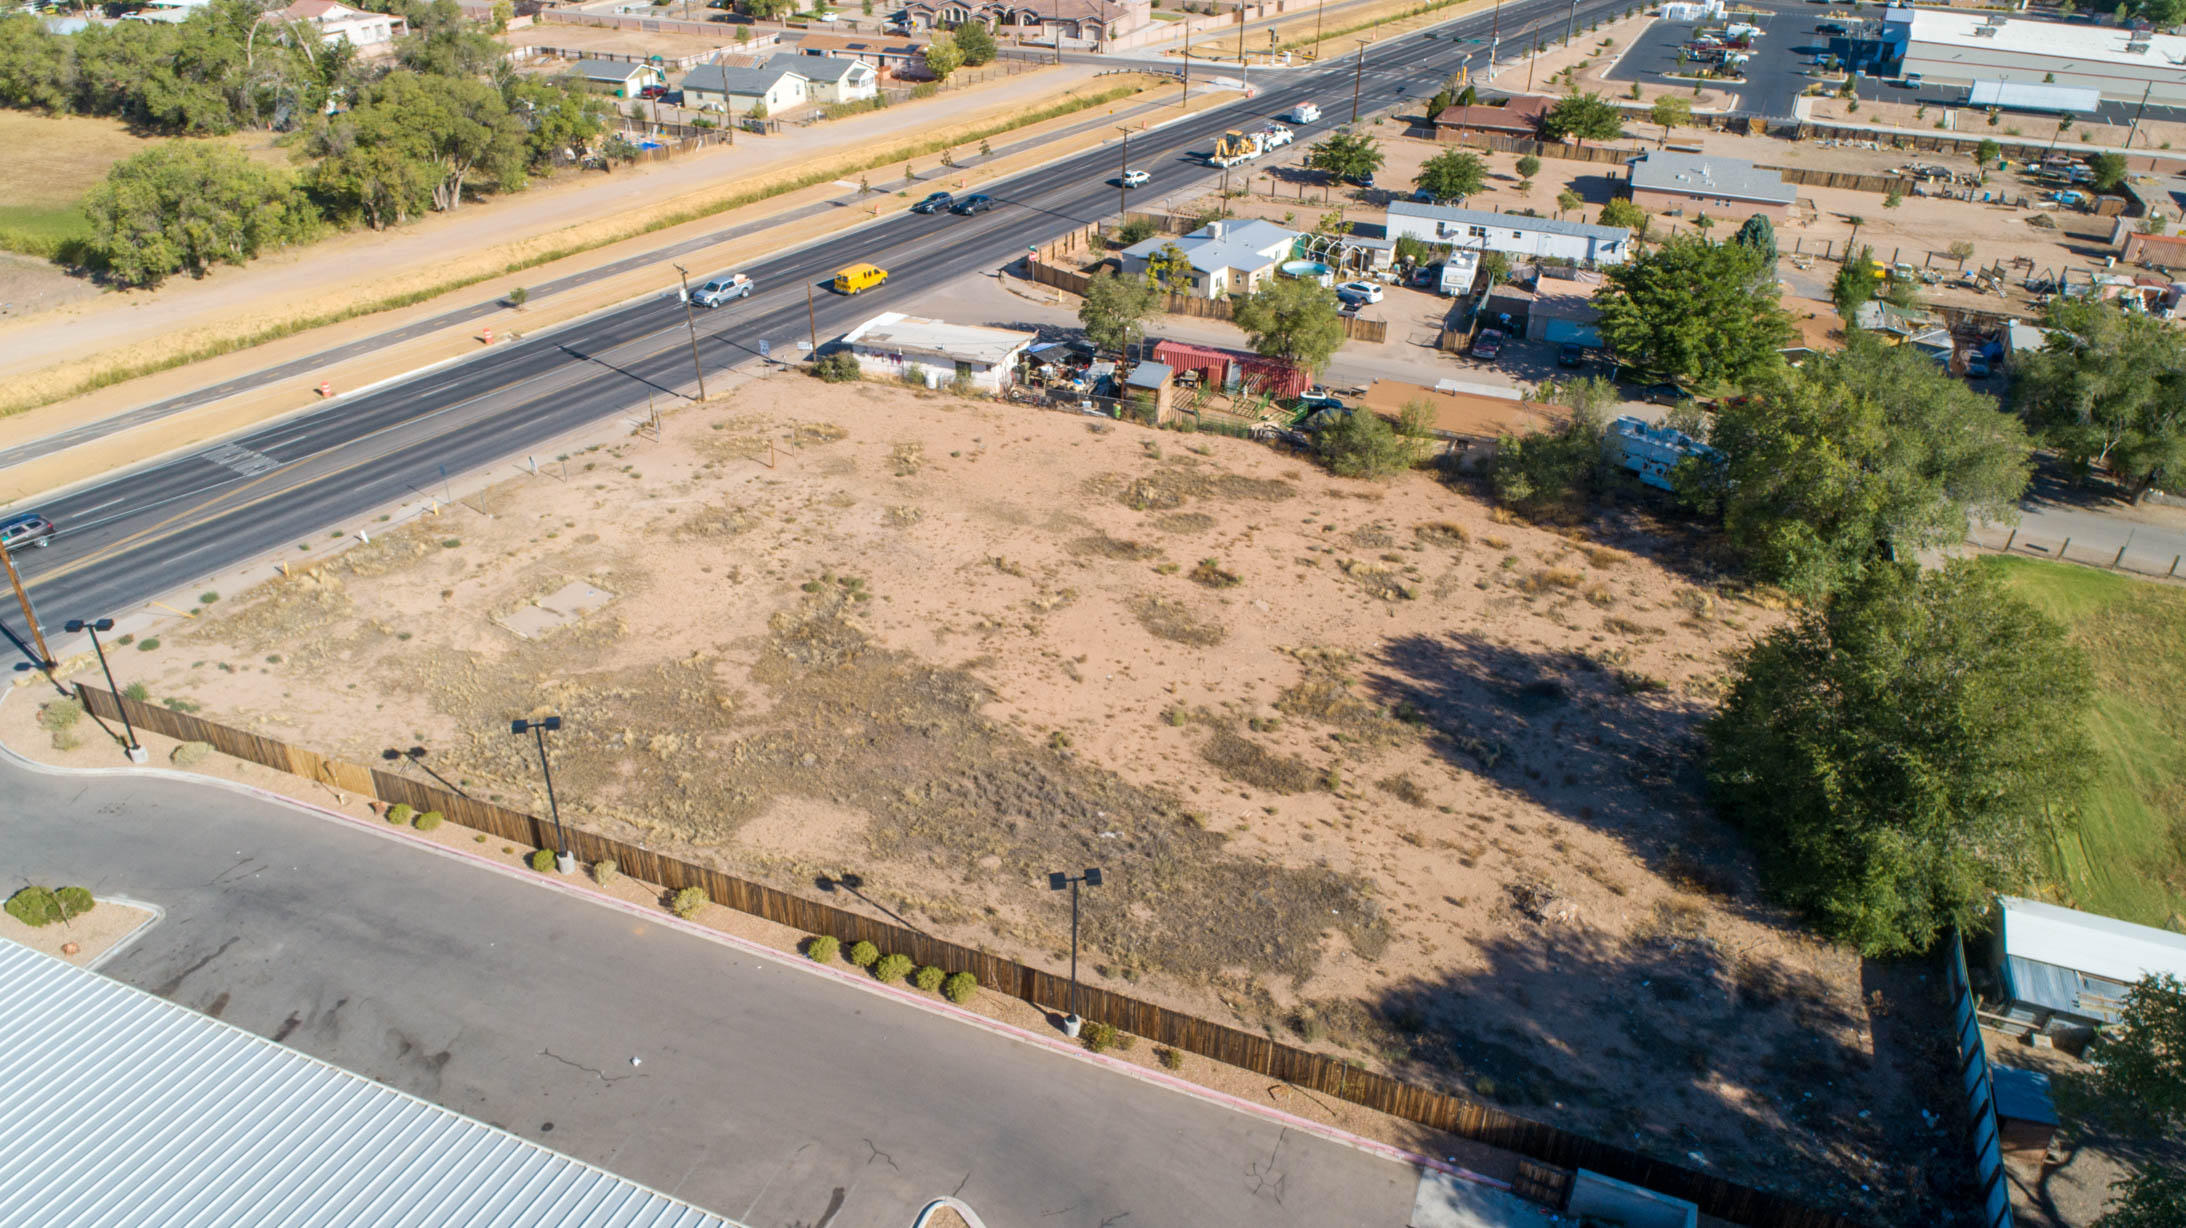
[951,193,997,215]
[1336,281,1383,305]
[1120,169,1150,188]
[0,511,55,550]
[1902,72,1924,88]
[637,84,670,100]
[1298,391,1347,412]
[1345,172,1375,189]
[691,273,753,307]
[1640,381,1693,406]
[1471,328,1504,360]
[1557,343,1587,369]
[911,191,955,214]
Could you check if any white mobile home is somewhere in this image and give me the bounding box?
[1384,201,1631,267]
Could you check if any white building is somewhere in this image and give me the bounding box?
[762,53,876,104]
[0,941,734,1228]
[840,312,1037,393]
[273,0,406,50]
[680,62,809,115]
[1383,201,1632,266]
[1882,6,2186,106]
[1117,218,1300,300]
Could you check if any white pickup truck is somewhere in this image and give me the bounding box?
[690,273,753,307]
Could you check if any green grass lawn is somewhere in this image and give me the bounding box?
[0,202,92,258]
[1990,555,2186,928]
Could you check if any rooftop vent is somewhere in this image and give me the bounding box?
[1971,24,1998,37]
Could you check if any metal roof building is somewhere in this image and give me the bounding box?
[1883,6,2186,105]
[1383,201,1632,266]
[0,939,736,1228]
[1996,895,2186,1027]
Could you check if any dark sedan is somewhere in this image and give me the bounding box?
[951,193,997,216]
[910,191,954,214]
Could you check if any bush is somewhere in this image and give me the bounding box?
[413,810,443,832]
[1082,1020,1128,1052]
[55,886,94,918]
[592,858,619,885]
[811,350,862,382]
[874,952,913,982]
[37,699,82,732]
[914,964,945,991]
[1313,409,1422,479]
[123,681,150,702]
[806,934,840,962]
[6,885,94,928]
[387,803,415,825]
[848,939,880,967]
[1158,1046,1185,1070]
[942,970,978,1004]
[136,637,159,652]
[1116,216,1160,246]
[670,886,709,918]
[166,741,212,767]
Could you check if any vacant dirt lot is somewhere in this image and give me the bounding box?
[44,374,1943,1220]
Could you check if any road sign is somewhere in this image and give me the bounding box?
[759,339,771,357]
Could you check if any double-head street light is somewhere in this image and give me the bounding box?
[1047,866,1104,1036]
[510,715,574,873]
[65,618,144,763]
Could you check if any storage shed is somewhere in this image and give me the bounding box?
[1993,895,2186,1039]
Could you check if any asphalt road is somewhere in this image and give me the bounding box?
[0,0,1641,661]
[1,743,1420,1227]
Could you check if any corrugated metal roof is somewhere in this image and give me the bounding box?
[1999,895,2186,986]
[0,940,737,1228]
[1385,200,1628,243]
[1965,80,2101,114]
[1625,151,1796,207]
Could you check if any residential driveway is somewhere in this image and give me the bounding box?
[0,745,1420,1228]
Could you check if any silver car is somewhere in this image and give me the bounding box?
[0,512,55,550]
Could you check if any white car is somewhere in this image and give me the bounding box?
[1121,169,1149,188]
[1336,281,1383,304]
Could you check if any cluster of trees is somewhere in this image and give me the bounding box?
[2091,972,2186,1228]
[0,0,608,284]
[1538,89,1625,143]
[2011,297,2186,501]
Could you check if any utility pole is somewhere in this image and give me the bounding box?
[1563,0,1578,47]
[1116,126,1130,220]
[806,280,818,358]
[1489,0,1502,69]
[0,536,52,670]
[1182,22,1191,109]
[1351,39,1368,124]
[1236,1,1245,65]
[671,264,708,401]
[1527,24,1541,92]
[2126,81,2153,149]
[1312,0,1324,60]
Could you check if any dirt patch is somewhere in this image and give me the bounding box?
[1131,594,1227,646]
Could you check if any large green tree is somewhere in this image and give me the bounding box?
[1593,236,1791,385]
[1540,89,1625,142]
[1303,130,1382,194]
[508,77,610,171]
[1690,337,2032,597]
[1413,150,1486,203]
[1707,560,2094,956]
[2098,1167,2186,1228]
[312,71,528,216]
[1648,93,1690,146]
[1598,197,1648,236]
[394,0,502,77]
[922,32,963,81]
[2096,973,2186,1130]
[82,143,318,286]
[1078,268,1156,357]
[1733,213,1777,265]
[2013,298,2186,499]
[1832,244,1882,319]
[952,20,997,65]
[1232,276,1344,373]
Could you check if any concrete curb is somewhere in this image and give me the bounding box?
[86,894,166,972]
[911,1197,992,1228]
[0,689,1508,1196]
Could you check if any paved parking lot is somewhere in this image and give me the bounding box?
[1598,0,1820,120]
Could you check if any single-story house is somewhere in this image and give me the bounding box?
[567,58,666,97]
[1119,218,1299,300]
[2122,230,2186,272]
[898,0,1149,42]
[1384,201,1632,266]
[680,62,809,115]
[840,312,1037,393]
[273,0,405,49]
[1526,267,1605,347]
[1431,95,1551,141]
[783,33,930,76]
[1990,895,2186,1041]
[1625,151,1796,222]
[1356,379,1561,448]
[764,53,876,104]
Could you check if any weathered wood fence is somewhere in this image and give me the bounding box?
[74,682,1862,1228]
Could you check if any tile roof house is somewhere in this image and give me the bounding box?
[680,61,809,115]
[1119,218,1300,300]
[1625,151,1796,221]
[762,52,876,103]
[1430,95,1551,140]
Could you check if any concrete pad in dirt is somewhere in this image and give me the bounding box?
[496,580,617,638]
[1410,1171,1559,1228]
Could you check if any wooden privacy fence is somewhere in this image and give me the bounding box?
[74,682,1860,1228]
[1028,260,1388,343]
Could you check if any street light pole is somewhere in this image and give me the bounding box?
[1046,867,1104,1036]
[1351,39,1368,124]
[1181,21,1191,108]
[66,618,143,763]
[1563,0,1578,47]
[0,535,53,670]
[670,264,708,402]
[511,716,573,873]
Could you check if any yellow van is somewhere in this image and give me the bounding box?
[833,263,888,295]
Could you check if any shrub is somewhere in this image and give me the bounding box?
[806,934,840,962]
[122,681,150,702]
[670,886,709,918]
[387,803,415,825]
[529,848,557,872]
[170,741,213,767]
[1314,408,1422,479]
[136,637,159,651]
[811,350,862,382]
[55,886,94,918]
[5,885,93,928]
[1082,1020,1124,1052]
[592,858,619,885]
[942,970,978,1003]
[848,939,880,968]
[1158,1046,1185,1070]
[37,699,82,731]
[413,810,443,832]
[874,952,913,982]
[914,964,945,991]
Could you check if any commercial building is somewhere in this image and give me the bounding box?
[841,312,1037,393]
[896,0,1150,43]
[1877,6,2186,106]
[1624,151,1796,221]
[1383,201,1632,266]
[0,940,735,1228]
[1118,218,1300,299]
[1990,895,2186,1040]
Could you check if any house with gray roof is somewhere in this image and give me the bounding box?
[761,52,876,104]
[1625,150,1796,221]
[567,58,665,97]
[1382,201,1631,266]
[1118,218,1300,299]
[680,61,809,115]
